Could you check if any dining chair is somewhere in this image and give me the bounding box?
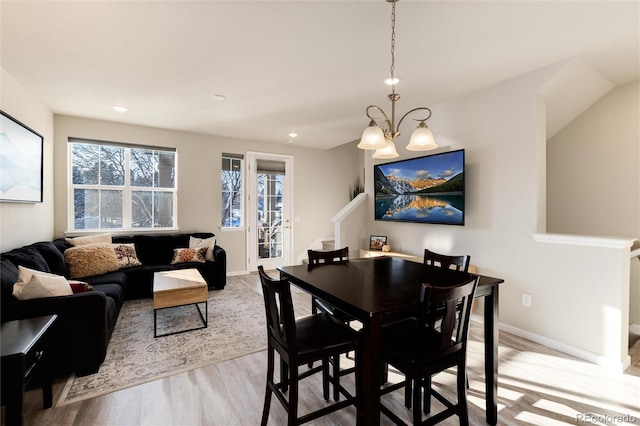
[257,266,359,426]
[423,249,470,272]
[306,247,356,400]
[419,249,472,410]
[308,247,351,320]
[380,276,479,425]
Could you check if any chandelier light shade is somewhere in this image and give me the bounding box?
[357,120,388,150]
[358,0,437,158]
[373,139,399,159]
[406,121,436,151]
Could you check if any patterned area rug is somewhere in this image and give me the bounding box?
[57,276,266,406]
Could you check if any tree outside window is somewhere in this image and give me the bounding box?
[221,154,243,228]
[70,140,176,231]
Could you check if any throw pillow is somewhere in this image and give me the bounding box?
[170,247,207,264]
[64,243,120,279]
[112,243,142,268]
[13,266,73,300]
[68,280,96,293]
[189,236,216,261]
[66,233,112,247]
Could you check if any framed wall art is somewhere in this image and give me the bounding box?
[0,111,43,203]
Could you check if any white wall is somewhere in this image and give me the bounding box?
[53,115,360,274]
[0,68,55,252]
[363,65,636,370]
[547,80,640,327]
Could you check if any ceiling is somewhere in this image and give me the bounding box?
[1,1,638,150]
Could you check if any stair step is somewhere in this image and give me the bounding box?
[321,240,335,251]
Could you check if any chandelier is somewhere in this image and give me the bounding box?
[357,0,437,159]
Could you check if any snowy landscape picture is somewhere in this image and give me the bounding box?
[0,111,43,203]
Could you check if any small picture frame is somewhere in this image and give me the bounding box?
[370,235,387,251]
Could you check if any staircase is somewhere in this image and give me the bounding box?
[296,193,367,264]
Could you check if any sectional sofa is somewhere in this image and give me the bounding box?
[0,232,226,376]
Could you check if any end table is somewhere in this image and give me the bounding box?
[1,315,58,426]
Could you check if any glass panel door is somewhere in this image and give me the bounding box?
[247,152,292,272]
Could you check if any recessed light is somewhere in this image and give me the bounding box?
[288,132,298,138]
[212,94,226,101]
[384,77,401,85]
[112,106,128,113]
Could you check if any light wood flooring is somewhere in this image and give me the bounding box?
[5,272,640,425]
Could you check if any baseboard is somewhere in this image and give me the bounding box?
[227,270,250,277]
[499,322,631,373]
[630,323,640,335]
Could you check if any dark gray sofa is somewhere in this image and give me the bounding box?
[0,232,226,376]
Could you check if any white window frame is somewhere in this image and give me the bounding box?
[221,153,244,230]
[68,138,178,233]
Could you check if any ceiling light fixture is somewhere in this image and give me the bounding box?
[212,94,226,101]
[288,132,298,138]
[112,105,128,113]
[357,0,437,158]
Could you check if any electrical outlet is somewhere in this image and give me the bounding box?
[521,293,532,307]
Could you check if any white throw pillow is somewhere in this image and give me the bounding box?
[13,266,73,300]
[66,233,112,247]
[189,236,216,261]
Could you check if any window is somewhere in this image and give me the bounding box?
[70,139,176,231]
[221,153,243,228]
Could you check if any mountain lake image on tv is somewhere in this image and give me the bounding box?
[374,149,465,225]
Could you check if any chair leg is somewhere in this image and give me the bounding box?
[422,374,432,414]
[322,357,330,400]
[457,366,469,425]
[280,359,289,392]
[288,365,299,426]
[333,354,341,401]
[261,348,274,426]
[404,378,412,409]
[381,360,389,384]
[412,376,422,425]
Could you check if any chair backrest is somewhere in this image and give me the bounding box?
[307,247,349,265]
[257,266,296,352]
[419,276,478,358]
[424,249,470,272]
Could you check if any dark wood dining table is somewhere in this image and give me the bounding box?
[278,256,504,426]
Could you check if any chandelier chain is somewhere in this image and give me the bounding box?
[390,0,396,85]
[358,0,436,156]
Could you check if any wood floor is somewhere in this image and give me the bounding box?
[5,272,640,426]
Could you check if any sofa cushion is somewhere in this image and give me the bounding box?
[170,247,207,264]
[82,270,127,288]
[189,235,216,261]
[31,241,68,276]
[112,243,142,268]
[92,283,125,307]
[1,258,19,303]
[3,247,50,273]
[12,266,74,300]
[66,233,112,246]
[65,243,119,279]
[133,234,190,265]
[52,238,73,255]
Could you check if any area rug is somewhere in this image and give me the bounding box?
[57,276,266,406]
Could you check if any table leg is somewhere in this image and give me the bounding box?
[42,334,53,408]
[357,316,382,426]
[5,356,25,426]
[484,286,499,425]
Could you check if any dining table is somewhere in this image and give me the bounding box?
[278,256,504,426]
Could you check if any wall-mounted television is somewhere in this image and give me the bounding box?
[374,149,465,225]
